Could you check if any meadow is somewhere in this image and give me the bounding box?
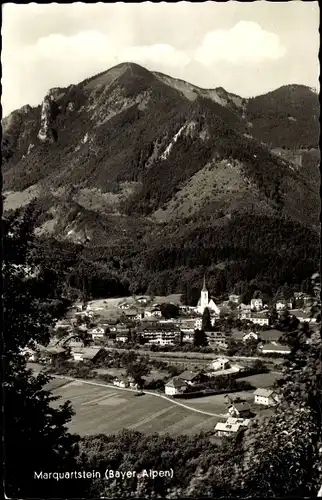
[51,379,222,436]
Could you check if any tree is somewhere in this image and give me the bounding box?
[193,329,208,347]
[3,206,88,498]
[202,307,212,331]
[160,303,179,319]
[125,354,151,389]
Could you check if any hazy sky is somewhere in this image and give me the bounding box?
[2,1,320,116]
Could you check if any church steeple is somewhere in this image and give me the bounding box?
[202,275,207,292]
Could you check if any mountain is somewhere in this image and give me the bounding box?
[2,63,320,300]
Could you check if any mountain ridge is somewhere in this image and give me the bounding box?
[2,62,320,299]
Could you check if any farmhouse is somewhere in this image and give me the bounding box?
[250,298,263,311]
[215,417,250,436]
[178,370,206,386]
[165,377,187,396]
[124,309,139,320]
[71,347,105,362]
[249,312,269,326]
[231,329,258,343]
[228,402,252,418]
[210,357,230,371]
[253,388,280,406]
[136,296,149,305]
[20,346,39,362]
[258,343,291,355]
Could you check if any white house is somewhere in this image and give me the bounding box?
[71,347,104,362]
[253,388,279,406]
[115,333,128,343]
[215,417,250,436]
[210,357,230,371]
[20,347,39,362]
[113,376,136,389]
[242,331,258,342]
[88,326,106,339]
[276,300,293,311]
[195,317,216,329]
[250,298,263,311]
[165,377,187,396]
[249,312,269,326]
[196,277,220,316]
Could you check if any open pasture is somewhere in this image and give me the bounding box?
[51,380,221,436]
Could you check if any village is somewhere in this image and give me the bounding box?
[24,278,320,439]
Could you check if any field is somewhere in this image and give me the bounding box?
[238,371,282,388]
[51,379,222,436]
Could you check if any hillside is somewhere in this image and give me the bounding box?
[2,63,320,299]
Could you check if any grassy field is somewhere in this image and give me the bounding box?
[51,380,222,436]
[238,371,282,388]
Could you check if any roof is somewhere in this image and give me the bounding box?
[292,310,311,319]
[178,370,201,381]
[232,402,251,412]
[253,388,276,397]
[46,346,66,355]
[259,329,282,341]
[251,298,263,302]
[226,417,250,427]
[124,309,138,316]
[166,377,187,388]
[72,347,104,359]
[215,422,240,433]
[260,343,291,352]
[251,312,269,319]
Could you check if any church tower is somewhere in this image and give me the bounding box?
[201,275,209,310]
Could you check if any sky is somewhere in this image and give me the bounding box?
[2,1,320,117]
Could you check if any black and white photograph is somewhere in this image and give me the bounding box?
[2,1,321,498]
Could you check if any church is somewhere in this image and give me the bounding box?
[196,276,220,316]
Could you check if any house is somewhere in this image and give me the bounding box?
[253,388,280,406]
[136,296,149,305]
[250,298,263,311]
[210,357,230,371]
[137,324,181,345]
[115,332,128,343]
[258,343,291,355]
[165,377,188,396]
[258,329,283,343]
[124,309,139,320]
[228,402,252,418]
[20,346,39,362]
[196,277,221,316]
[249,312,269,326]
[54,319,72,331]
[275,300,293,311]
[182,331,195,343]
[229,294,241,304]
[195,317,216,330]
[178,370,206,386]
[88,326,106,339]
[118,301,130,310]
[151,308,162,317]
[242,331,258,342]
[215,417,250,436]
[231,329,258,343]
[71,347,105,362]
[113,376,136,389]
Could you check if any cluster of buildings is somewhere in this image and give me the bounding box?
[44,279,317,354]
